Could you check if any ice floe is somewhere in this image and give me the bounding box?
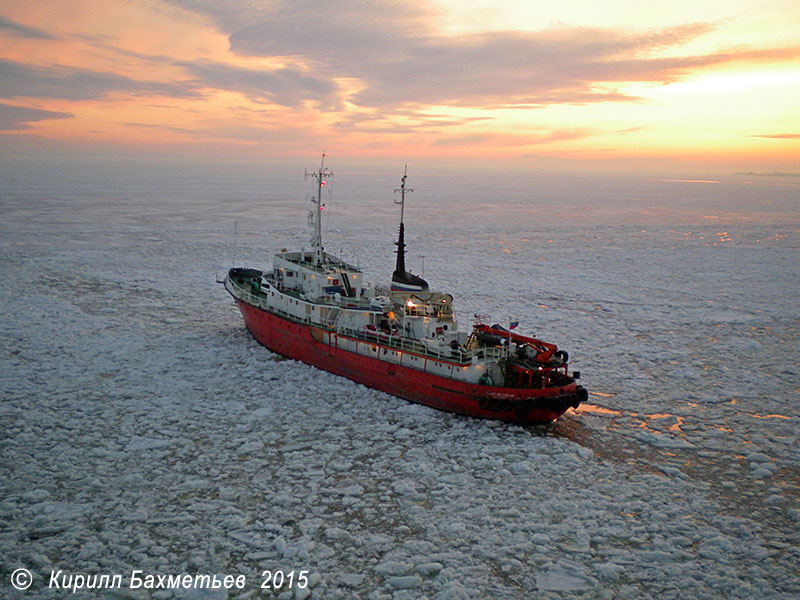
[1,166,798,598]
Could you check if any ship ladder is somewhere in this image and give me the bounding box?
[324,307,341,329]
[341,273,354,297]
[328,331,337,356]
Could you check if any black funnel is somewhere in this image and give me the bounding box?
[393,222,428,290]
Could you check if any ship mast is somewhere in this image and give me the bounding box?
[391,165,429,291]
[393,164,412,278]
[306,153,332,266]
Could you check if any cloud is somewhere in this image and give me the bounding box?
[749,133,800,139]
[57,38,344,109]
[430,129,592,148]
[0,58,197,101]
[123,121,199,135]
[0,15,56,40]
[331,109,491,135]
[734,171,800,178]
[226,0,439,61]
[0,102,71,130]
[429,134,492,147]
[164,0,796,113]
[177,59,341,108]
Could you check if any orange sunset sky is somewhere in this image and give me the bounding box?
[1,0,799,175]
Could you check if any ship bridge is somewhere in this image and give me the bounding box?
[272,250,364,300]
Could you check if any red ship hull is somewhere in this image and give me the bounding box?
[235,299,584,425]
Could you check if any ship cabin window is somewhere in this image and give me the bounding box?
[286,271,294,277]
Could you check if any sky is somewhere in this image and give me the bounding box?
[1,0,799,176]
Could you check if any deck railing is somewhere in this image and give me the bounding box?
[227,276,506,366]
[335,326,507,365]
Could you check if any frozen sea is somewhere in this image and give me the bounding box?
[1,156,798,599]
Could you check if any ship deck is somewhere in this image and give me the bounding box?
[226,275,504,366]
